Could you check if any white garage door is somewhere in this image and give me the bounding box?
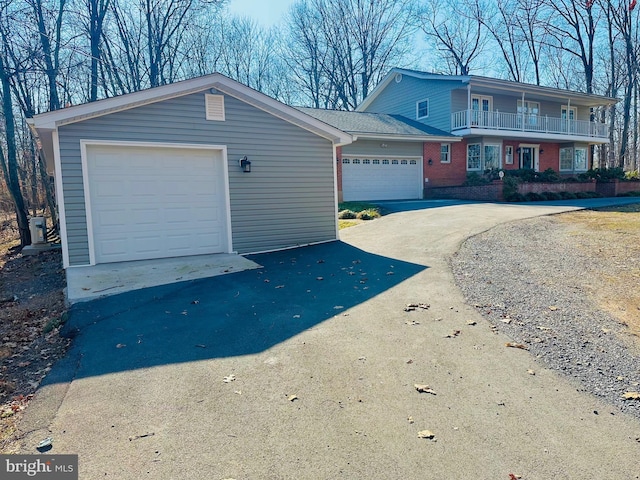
[342,156,422,201]
[86,144,229,264]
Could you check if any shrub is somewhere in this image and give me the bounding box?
[356,209,381,220]
[338,209,357,219]
[625,170,640,181]
[617,191,640,197]
[464,172,491,186]
[504,192,526,202]
[538,168,562,183]
[579,167,626,182]
[524,192,544,201]
[502,176,519,201]
[504,168,538,182]
[543,191,563,201]
[560,191,577,200]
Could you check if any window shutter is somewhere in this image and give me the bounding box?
[206,94,225,121]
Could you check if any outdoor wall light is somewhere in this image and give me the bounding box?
[239,155,251,173]
[540,149,544,154]
[516,148,521,154]
[428,158,433,165]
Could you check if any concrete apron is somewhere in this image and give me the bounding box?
[65,253,261,304]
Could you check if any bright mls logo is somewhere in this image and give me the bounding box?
[0,455,78,479]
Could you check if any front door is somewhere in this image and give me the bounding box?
[519,146,539,171]
[471,95,492,126]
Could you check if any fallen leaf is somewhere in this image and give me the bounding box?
[405,320,420,326]
[548,306,558,311]
[417,430,435,439]
[414,384,436,395]
[445,330,461,338]
[386,271,394,275]
[288,394,298,402]
[622,392,640,400]
[234,391,242,395]
[333,305,344,310]
[501,318,512,324]
[527,369,535,375]
[223,375,236,383]
[129,432,155,441]
[466,320,477,326]
[505,342,528,350]
[195,344,207,349]
[316,277,324,281]
[116,343,126,348]
[509,474,522,480]
[617,376,625,381]
[275,285,285,289]
[406,359,413,364]
[293,314,301,318]
[191,300,200,304]
[407,416,414,424]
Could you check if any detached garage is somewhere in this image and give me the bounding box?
[30,74,352,270]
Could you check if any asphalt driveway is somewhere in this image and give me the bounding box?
[19,199,640,479]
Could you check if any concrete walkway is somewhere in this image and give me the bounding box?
[19,199,640,479]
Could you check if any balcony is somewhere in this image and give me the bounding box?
[451,110,608,140]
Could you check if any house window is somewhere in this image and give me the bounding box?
[467,144,481,170]
[342,159,350,164]
[559,147,588,172]
[505,146,513,165]
[440,144,451,163]
[410,159,417,164]
[484,144,501,170]
[575,147,587,170]
[518,100,540,126]
[372,159,380,164]
[352,159,360,164]
[363,159,370,164]
[382,159,389,164]
[392,159,399,164]
[559,148,573,171]
[401,159,408,164]
[416,99,429,119]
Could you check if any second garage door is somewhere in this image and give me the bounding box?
[85,144,230,264]
[341,156,422,201]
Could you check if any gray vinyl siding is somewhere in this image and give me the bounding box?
[57,92,336,265]
[364,76,458,132]
[342,139,422,157]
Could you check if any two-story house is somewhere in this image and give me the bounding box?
[316,68,616,201]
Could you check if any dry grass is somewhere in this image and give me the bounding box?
[555,203,640,342]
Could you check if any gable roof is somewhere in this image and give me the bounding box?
[29,73,352,145]
[298,108,459,142]
[358,68,618,111]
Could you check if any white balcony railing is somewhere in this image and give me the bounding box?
[451,110,608,139]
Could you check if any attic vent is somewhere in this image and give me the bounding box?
[205,94,225,121]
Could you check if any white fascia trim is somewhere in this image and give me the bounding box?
[79,140,234,266]
[30,73,353,146]
[211,81,352,145]
[32,75,227,129]
[467,77,617,106]
[452,128,609,144]
[51,130,70,269]
[352,133,462,143]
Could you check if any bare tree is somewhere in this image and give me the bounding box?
[543,0,597,94]
[285,0,417,110]
[420,0,487,75]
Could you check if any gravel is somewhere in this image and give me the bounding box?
[451,215,640,418]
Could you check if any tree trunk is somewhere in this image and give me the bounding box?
[0,68,31,247]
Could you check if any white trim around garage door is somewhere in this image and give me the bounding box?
[341,155,424,202]
[80,140,233,266]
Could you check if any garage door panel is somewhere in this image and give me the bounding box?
[342,156,422,201]
[86,145,229,264]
